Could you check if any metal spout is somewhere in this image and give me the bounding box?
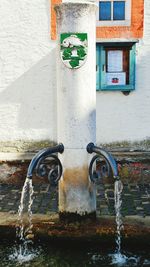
[87,143,119,182]
[27,143,64,184]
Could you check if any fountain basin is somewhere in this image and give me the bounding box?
[0,212,150,248]
[1,238,150,267]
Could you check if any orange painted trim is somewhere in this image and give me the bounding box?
[97,0,144,39]
[51,0,62,40]
[51,0,144,40]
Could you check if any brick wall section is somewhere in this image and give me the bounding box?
[51,0,144,40]
[0,157,150,184]
[0,158,150,217]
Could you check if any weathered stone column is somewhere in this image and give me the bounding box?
[55,1,97,220]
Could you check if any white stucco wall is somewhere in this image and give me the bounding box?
[0,0,149,145]
[0,0,57,142]
[96,0,150,144]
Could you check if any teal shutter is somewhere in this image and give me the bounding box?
[100,46,106,89]
[96,43,136,91]
[129,44,136,89]
[96,45,100,90]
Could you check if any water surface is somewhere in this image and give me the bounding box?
[1,241,150,267]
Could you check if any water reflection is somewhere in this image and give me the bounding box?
[1,242,150,267]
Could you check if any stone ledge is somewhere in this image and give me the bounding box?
[0,151,149,162]
[99,139,150,153]
[0,140,55,153]
[0,213,150,247]
[0,152,35,161]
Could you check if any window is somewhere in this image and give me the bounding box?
[97,0,131,26]
[99,2,111,20]
[113,1,125,20]
[96,43,136,91]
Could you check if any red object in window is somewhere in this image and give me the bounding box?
[112,78,119,83]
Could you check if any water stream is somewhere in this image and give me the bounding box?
[114,180,123,253]
[10,177,38,263]
[7,177,149,266]
[113,179,127,265]
[17,177,34,241]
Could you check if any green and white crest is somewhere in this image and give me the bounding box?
[60,33,88,69]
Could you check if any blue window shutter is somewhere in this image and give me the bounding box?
[99,2,111,20]
[113,1,125,20]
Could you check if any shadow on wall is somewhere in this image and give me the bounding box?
[0,48,57,131]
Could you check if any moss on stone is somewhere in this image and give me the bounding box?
[0,140,56,153]
[0,139,150,153]
[119,165,130,179]
[98,139,150,151]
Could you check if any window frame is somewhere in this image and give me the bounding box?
[96,0,131,27]
[96,42,136,92]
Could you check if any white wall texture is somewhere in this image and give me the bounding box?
[0,0,57,142]
[0,0,149,145]
[96,0,150,144]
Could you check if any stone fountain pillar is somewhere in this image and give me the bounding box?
[55,1,97,220]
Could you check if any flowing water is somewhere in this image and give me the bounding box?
[3,177,150,266]
[17,177,34,241]
[1,241,150,267]
[9,177,36,263]
[114,179,126,265]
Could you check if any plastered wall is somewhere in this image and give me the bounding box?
[96,0,150,143]
[0,0,57,142]
[0,0,149,147]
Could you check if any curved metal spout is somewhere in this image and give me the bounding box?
[27,143,64,181]
[87,143,119,181]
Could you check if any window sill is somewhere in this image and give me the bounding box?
[96,19,131,27]
[97,85,135,91]
[96,38,139,43]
